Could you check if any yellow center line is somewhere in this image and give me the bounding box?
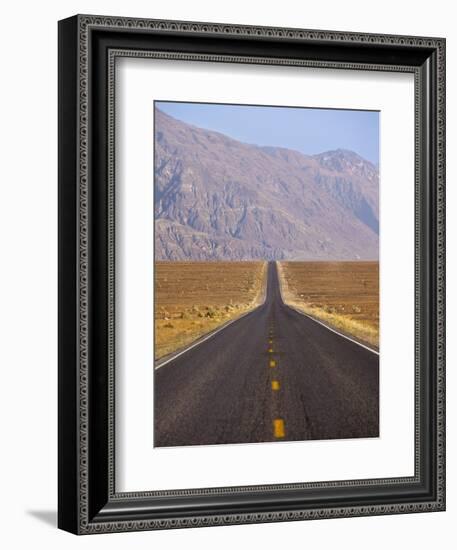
[268,347,273,353]
[272,380,280,391]
[269,339,273,344]
[269,360,276,368]
[273,419,285,438]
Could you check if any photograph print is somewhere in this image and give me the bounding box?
[153,101,379,448]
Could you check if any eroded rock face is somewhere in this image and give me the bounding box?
[154,109,379,261]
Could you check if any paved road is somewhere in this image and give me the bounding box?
[154,262,379,447]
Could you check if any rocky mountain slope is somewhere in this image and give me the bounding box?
[154,109,379,261]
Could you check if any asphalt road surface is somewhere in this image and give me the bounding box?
[154,262,379,447]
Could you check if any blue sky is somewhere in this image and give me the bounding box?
[156,101,380,165]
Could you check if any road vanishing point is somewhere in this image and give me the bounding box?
[154,262,379,447]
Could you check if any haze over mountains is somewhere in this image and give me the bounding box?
[154,109,379,261]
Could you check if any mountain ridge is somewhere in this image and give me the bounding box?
[154,108,379,261]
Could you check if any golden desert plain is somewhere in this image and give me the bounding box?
[154,260,379,359]
[278,261,379,349]
[154,261,266,359]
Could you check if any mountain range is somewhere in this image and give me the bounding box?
[154,108,379,261]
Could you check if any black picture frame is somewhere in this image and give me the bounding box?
[58,14,446,534]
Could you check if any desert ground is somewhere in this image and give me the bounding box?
[277,261,379,349]
[155,261,267,359]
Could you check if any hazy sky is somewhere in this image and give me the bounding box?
[156,101,380,165]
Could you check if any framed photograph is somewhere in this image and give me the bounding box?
[58,14,446,534]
